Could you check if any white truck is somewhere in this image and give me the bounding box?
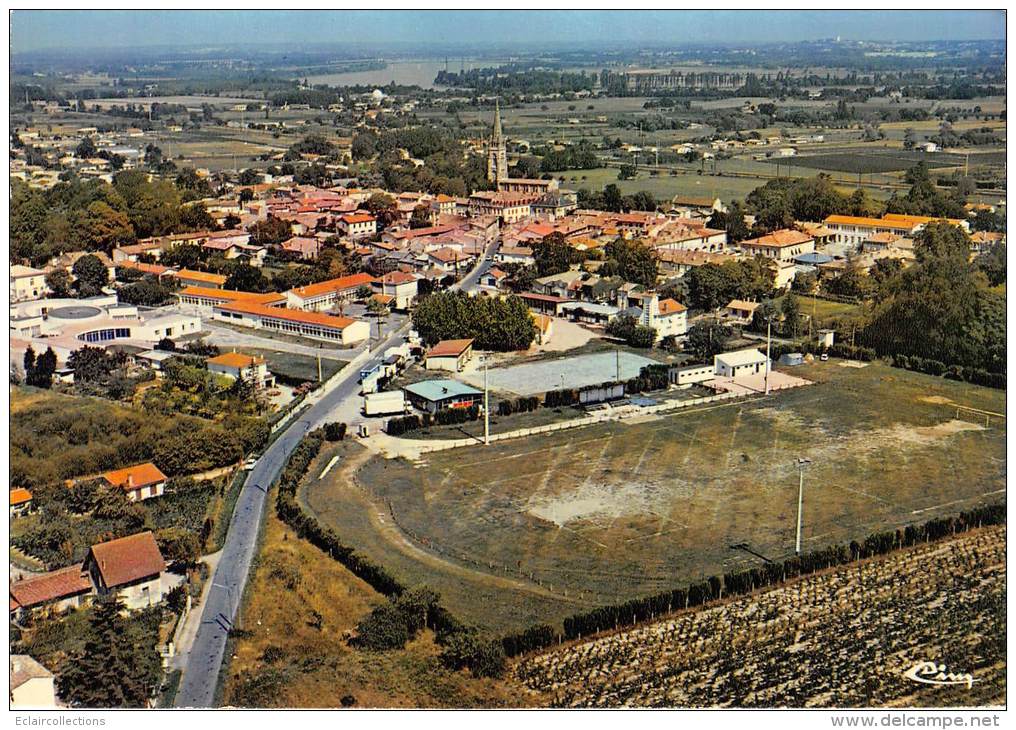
[363,390,409,416]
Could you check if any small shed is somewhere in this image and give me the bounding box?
[424,339,474,372]
[778,353,805,367]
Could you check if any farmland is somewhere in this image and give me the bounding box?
[514,525,1006,708]
[764,149,1004,175]
[308,361,1006,634]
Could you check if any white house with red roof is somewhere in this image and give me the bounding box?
[640,293,688,342]
[101,462,167,502]
[83,531,167,610]
[375,271,418,310]
[338,213,377,238]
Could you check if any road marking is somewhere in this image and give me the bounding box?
[318,455,341,480]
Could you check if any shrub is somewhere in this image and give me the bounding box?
[323,422,347,441]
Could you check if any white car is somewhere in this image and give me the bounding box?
[243,457,258,470]
[820,353,829,362]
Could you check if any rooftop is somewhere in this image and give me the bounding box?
[102,462,167,490]
[207,352,266,369]
[403,379,482,402]
[88,531,166,588]
[742,229,815,248]
[715,348,768,366]
[218,300,360,331]
[427,338,475,358]
[289,272,376,299]
[10,565,92,609]
[175,269,227,285]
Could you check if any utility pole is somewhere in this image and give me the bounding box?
[615,347,620,382]
[317,344,322,383]
[795,458,812,555]
[483,355,490,446]
[764,316,772,395]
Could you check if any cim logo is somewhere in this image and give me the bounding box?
[904,661,976,689]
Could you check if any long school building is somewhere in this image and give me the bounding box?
[212,299,370,345]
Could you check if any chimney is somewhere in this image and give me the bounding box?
[126,475,134,488]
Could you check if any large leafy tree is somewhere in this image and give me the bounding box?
[72,254,110,296]
[57,597,162,708]
[860,222,1003,372]
[412,291,535,351]
[531,232,578,277]
[686,321,733,362]
[604,238,659,288]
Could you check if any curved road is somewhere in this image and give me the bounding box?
[174,245,495,707]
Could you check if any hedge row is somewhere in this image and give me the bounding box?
[386,405,482,435]
[891,354,1005,390]
[497,396,540,417]
[270,433,481,665]
[499,503,1006,656]
[766,340,1004,390]
[274,432,405,596]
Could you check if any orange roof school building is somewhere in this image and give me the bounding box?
[823,214,969,248]
[212,299,370,345]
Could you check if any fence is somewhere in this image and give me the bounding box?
[406,389,760,456]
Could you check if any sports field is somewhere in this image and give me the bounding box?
[309,361,1005,633]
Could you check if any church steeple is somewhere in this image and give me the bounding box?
[486,98,508,185]
[492,98,503,141]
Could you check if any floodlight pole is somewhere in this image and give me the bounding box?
[483,355,489,446]
[795,458,811,555]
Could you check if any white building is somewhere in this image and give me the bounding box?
[639,293,688,342]
[714,348,770,378]
[10,655,57,708]
[10,265,48,302]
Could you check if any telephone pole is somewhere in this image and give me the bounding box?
[795,458,812,555]
[764,316,772,395]
[483,355,490,446]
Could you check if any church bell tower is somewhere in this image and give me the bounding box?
[486,99,508,185]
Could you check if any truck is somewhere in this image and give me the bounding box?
[363,390,409,417]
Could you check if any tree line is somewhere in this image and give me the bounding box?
[498,503,1006,657]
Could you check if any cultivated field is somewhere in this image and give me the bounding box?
[515,525,1006,708]
[313,361,1005,633]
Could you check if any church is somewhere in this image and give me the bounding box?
[485,100,561,196]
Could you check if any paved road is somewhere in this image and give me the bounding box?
[453,235,500,293]
[173,326,408,708]
[173,247,492,707]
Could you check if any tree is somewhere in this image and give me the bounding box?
[605,238,658,288]
[72,254,109,296]
[531,232,576,277]
[363,193,399,230]
[224,264,270,293]
[686,321,732,362]
[409,204,431,229]
[781,292,801,337]
[903,128,917,150]
[860,222,1002,372]
[57,597,161,707]
[708,201,750,244]
[26,346,57,389]
[976,242,1006,287]
[602,184,624,213]
[117,279,175,306]
[75,136,97,159]
[45,269,73,298]
[248,216,292,245]
[82,201,135,253]
[412,292,535,352]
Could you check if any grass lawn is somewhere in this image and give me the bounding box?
[242,347,343,384]
[221,482,535,708]
[774,294,863,328]
[317,361,1005,634]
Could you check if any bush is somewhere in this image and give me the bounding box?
[497,396,540,417]
[323,422,347,441]
[353,602,412,651]
[439,631,507,678]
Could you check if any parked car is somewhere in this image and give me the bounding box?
[820,353,829,362]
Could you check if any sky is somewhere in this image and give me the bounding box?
[10,10,1006,54]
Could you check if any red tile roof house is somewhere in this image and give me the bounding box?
[375,271,418,310]
[10,487,33,518]
[101,462,168,502]
[279,236,322,260]
[83,531,167,610]
[10,565,93,622]
[424,339,474,372]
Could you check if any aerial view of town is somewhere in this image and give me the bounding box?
[7,9,1006,715]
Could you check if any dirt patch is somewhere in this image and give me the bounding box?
[838,360,869,368]
[919,395,954,405]
[526,479,678,527]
